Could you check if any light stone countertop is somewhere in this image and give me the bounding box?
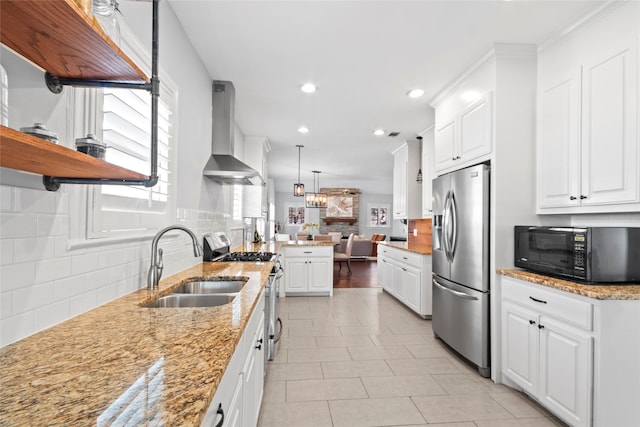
[240,240,336,254]
[498,268,640,300]
[0,261,273,426]
[377,241,432,256]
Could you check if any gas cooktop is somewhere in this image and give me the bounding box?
[216,252,276,262]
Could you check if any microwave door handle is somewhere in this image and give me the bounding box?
[449,192,458,260]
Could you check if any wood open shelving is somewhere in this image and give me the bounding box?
[323,217,357,225]
[0,0,148,83]
[0,125,148,180]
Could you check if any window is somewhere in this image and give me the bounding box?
[85,22,177,239]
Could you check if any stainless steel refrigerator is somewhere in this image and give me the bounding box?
[432,163,490,377]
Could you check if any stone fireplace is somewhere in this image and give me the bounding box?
[319,188,360,237]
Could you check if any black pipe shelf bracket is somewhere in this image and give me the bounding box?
[43,0,161,191]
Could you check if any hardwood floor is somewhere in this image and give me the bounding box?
[333,259,379,288]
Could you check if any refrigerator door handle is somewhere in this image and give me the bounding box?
[442,191,452,261]
[449,192,458,259]
[433,278,479,300]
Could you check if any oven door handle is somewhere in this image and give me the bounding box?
[433,278,478,300]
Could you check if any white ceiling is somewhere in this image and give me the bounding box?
[168,0,601,193]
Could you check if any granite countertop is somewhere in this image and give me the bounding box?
[240,240,335,254]
[377,241,432,256]
[0,261,273,426]
[498,268,640,300]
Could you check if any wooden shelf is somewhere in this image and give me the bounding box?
[0,126,148,180]
[0,0,148,83]
[323,217,357,225]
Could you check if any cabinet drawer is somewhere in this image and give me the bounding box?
[502,277,593,331]
[381,246,421,268]
[284,246,332,258]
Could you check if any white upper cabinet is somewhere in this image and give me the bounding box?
[434,92,492,175]
[420,126,435,217]
[537,2,639,213]
[243,136,271,217]
[392,140,422,220]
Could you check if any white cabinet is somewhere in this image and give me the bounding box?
[283,246,333,296]
[537,2,639,213]
[420,126,435,217]
[201,291,265,427]
[243,136,271,217]
[377,245,432,317]
[434,92,492,174]
[502,277,593,427]
[392,140,422,220]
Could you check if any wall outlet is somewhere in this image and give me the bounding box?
[413,229,418,237]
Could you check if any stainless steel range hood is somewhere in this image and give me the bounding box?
[203,81,260,185]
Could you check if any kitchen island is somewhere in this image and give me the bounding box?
[0,261,273,426]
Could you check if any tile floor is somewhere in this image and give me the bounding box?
[258,288,566,427]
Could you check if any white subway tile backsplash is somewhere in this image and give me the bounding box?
[53,275,85,301]
[0,186,15,212]
[1,311,34,347]
[16,188,56,213]
[98,249,125,269]
[13,237,56,263]
[0,262,36,292]
[69,291,97,317]
[85,269,110,291]
[34,257,72,284]
[71,252,99,276]
[36,213,69,237]
[0,238,14,266]
[96,283,119,305]
[0,212,37,238]
[0,291,13,319]
[13,282,54,313]
[107,265,127,285]
[34,300,70,331]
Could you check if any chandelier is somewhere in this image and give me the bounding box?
[293,144,304,196]
[305,170,328,208]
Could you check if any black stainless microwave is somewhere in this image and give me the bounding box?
[514,226,640,283]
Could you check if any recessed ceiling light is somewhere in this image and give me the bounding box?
[298,126,309,134]
[373,129,385,136]
[407,89,424,98]
[300,83,317,93]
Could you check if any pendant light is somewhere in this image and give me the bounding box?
[416,136,423,184]
[306,170,328,208]
[293,144,305,196]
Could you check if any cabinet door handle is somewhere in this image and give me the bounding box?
[529,320,536,325]
[580,195,587,200]
[215,403,224,427]
[538,324,545,330]
[402,267,407,272]
[304,251,312,254]
[529,296,547,304]
[569,196,577,200]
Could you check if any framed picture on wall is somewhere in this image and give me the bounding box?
[368,203,389,227]
[285,204,305,225]
[326,196,353,217]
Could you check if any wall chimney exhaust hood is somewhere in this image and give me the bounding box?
[203,80,261,185]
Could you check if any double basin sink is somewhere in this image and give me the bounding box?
[144,279,246,308]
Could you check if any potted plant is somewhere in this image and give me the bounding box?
[301,222,319,240]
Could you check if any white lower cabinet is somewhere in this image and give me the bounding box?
[377,245,432,317]
[201,292,265,427]
[500,276,640,427]
[283,246,333,296]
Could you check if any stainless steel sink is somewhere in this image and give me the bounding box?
[143,293,236,308]
[171,280,246,294]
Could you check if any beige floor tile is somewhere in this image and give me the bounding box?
[405,343,451,358]
[392,423,474,427]
[490,392,550,419]
[347,345,414,361]
[262,380,285,403]
[267,362,323,381]
[288,325,342,337]
[313,316,362,328]
[474,418,567,427]
[387,323,433,335]
[316,335,375,348]
[278,336,318,350]
[286,377,367,402]
[287,347,352,363]
[339,325,394,336]
[287,311,315,320]
[329,397,426,427]
[362,375,447,398]
[271,348,287,363]
[387,357,462,375]
[370,333,432,346]
[321,359,394,379]
[411,394,515,423]
[257,401,332,427]
[432,373,509,394]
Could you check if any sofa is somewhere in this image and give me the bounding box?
[336,234,386,257]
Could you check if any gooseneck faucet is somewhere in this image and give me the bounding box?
[147,225,203,290]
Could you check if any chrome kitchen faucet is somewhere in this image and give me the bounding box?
[147,225,202,290]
